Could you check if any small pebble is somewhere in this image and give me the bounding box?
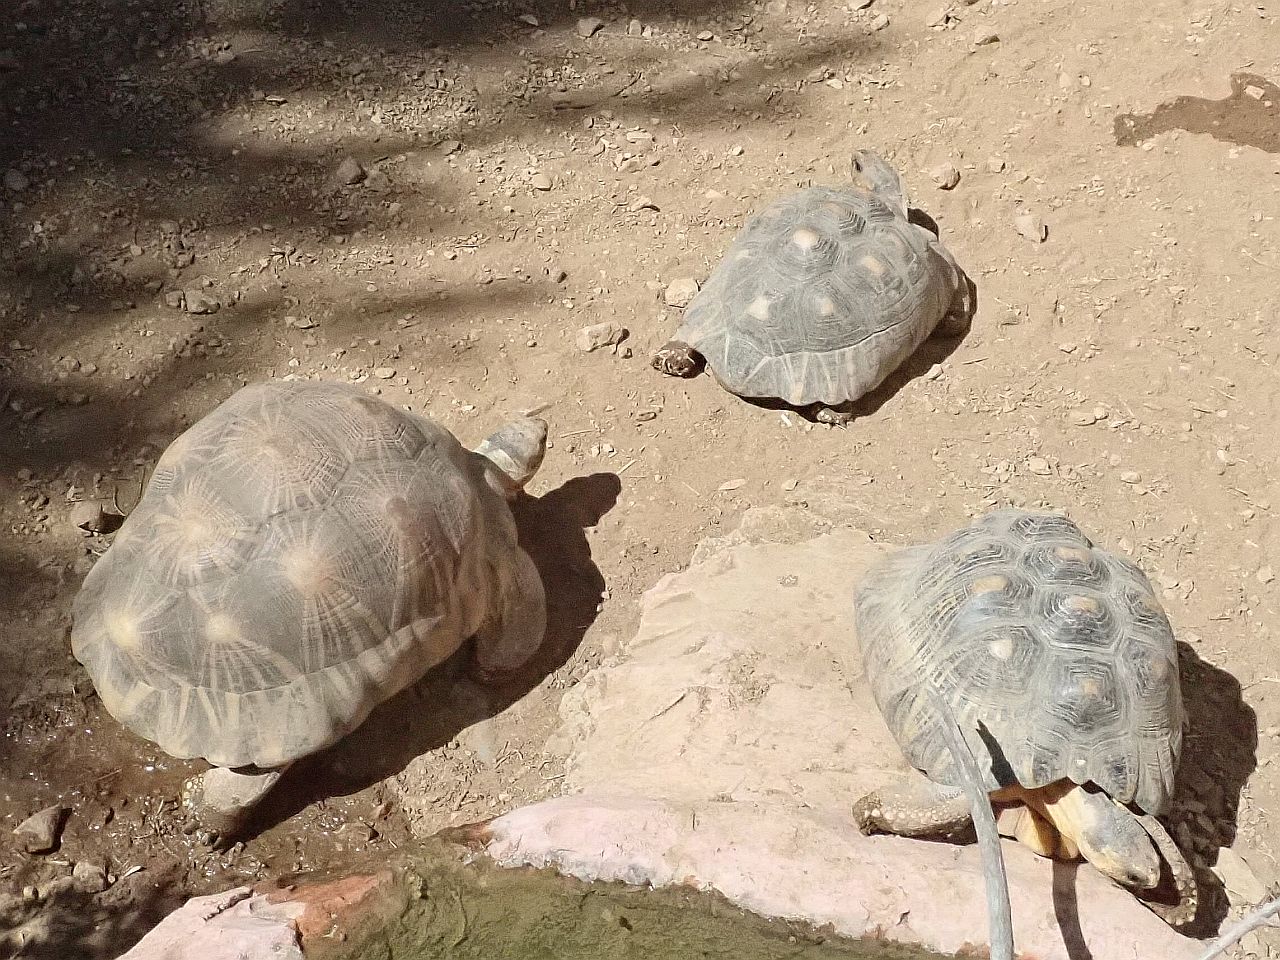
[1119,470,1141,484]
[530,172,553,191]
[930,162,961,189]
[577,17,605,37]
[1014,212,1047,242]
[184,291,220,315]
[664,277,700,307]
[1257,566,1275,585]
[373,367,396,379]
[72,861,110,894]
[335,157,366,186]
[697,29,714,41]
[14,806,66,854]
[972,26,999,44]
[1026,456,1052,476]
[70,501,122,534]
[576,321,628,353]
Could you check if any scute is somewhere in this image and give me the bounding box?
[672,181,962,407]
[70,380,528,770]
[855,509,1183,815]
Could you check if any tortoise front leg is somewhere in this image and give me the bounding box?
[1134,812,1198,928]
[853,770,974,840]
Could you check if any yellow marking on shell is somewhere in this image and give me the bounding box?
[971,574,1009,594]
[206,613,243,645]
[735,249,753,260]
[281,545,333,596]
[1065,595,1102,614]
[816,295,837,317]
[746,296,771,321]
[1134,593,1163,615]
[105,609,143,650]
[1078,676,1102,697]
[180,512,218,547]
[791,226,821,251]
[859,253,888,276]
[988,635,1015,661]
[1055,546,1092,563]
[1148,656,1169,680]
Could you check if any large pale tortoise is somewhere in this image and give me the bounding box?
[71,380,548,839]
[652,149,973,424]
[852,509,1196,926]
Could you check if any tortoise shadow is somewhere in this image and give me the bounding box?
[1167,640,1258,935]
[239,471,622,837]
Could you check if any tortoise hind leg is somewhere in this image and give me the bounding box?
[930,246,977,340]
[853,771,974,841]
[651,340,704,378]
[471,547,547,684]
[814,403,855,427]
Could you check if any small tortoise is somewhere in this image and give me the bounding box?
[71,381,548,839]
[652,149,973,424]
[852,509,1196,926]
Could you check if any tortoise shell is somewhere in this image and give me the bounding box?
[672,178,964,407]
[855,509,1182,814]
[71,380,536,769]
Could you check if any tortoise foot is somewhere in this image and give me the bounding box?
[815,405,854,427]
[651,341,702,378]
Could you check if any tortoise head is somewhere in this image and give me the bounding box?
[475,417,548,500]
[850,149,909,218]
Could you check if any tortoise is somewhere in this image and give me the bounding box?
[651,149,973,425]
[71,380,549,839]
[852,509,1197,926]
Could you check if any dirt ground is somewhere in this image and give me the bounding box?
[1,0,1278,955]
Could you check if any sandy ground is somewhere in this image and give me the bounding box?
[1,0,1279,955]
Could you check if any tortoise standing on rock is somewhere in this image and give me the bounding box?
[853,509,1197,926]
[652,149,974,424]
[71,380,549,840]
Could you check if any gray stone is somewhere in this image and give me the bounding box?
[14,805,66,854]
[575,321,627,353]
[72,860,110,893]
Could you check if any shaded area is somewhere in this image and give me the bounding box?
[1169,641,1259,935]
[0,864,185,960]
[1114,73,1280,153]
